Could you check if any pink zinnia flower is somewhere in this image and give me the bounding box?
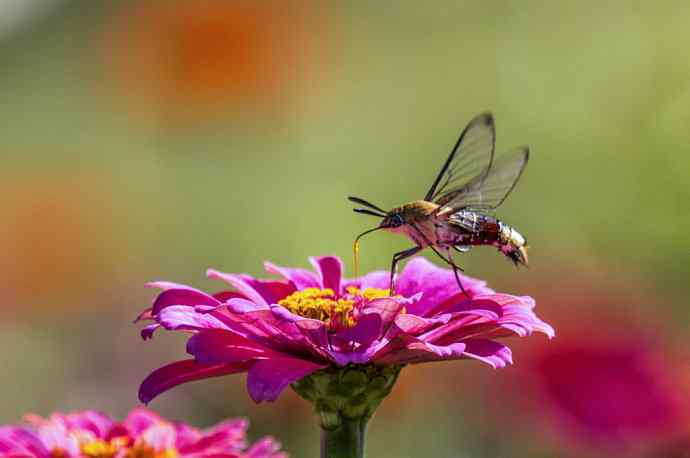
[0,407,286,458]
[136,255,553,404]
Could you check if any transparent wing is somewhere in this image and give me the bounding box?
[424,113,495,202]
[435,146,529,211]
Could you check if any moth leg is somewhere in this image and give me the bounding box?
[427,246,470,297]
[390,246,422,294]
[445,247,470,298]
[408,223,469,297]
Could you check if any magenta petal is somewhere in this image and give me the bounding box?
[245,437,287,458]
[141,323,160,340]
[63,411,113,438]
[177,418,248,455]
[135,307,154,322]
[139,422,177,451]
[213,291,246,302]
[247,357,325,403]
[158,306,231,332]
[394,313,451,335]
[396,257,491,316]
[343,270,389,291]
[309,256,343,293]
[207,270,270,306]
[145,281,197,291]
[208,270,293,306]
[375,335,467,365]
[186,329,277,364]
[226,298,270,313]
[361,298,404,328]
[123,408,162,436]
[0,427,49,457]
[152,288,221,315]
[139,359,252,404]
[264,261,320,290]
[461,339,513,368]
[333,313,382,347]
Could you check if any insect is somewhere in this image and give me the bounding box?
[350,112,530,296]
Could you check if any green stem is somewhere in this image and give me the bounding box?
[320,417,368,458]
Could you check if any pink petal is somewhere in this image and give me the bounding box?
[226,298,270,313]
[264,261,320,290]
[309,256,343,293]
[343,270,389,290]
[213,291,246,302]
[134,307,154,322]
[186,329,278,364]
[151,288,221,315]
[207,270,292,306]
[245,437,286,458]
[124,408,163,436]
[361,298,404,329]
[396,257,492,316]
[247,357,325,403]
[141,323,160,340]
[62,411,113,438]
[461,339,513,368]
[139,421,177,452]
[158,306,231,332]
[207,270,268,306]
[177,419,247,454]
[375,334,467,365]
[139,359,252,404]
[0,427,49,457]
[145,281,197,291]
[333,313,382,348]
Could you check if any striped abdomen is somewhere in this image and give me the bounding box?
[446,210,528,266]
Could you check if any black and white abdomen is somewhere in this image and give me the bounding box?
[498,222,526,248]
[497,221,529,266]
[444,210,529,265]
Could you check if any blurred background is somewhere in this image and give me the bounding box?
[1,1,689,457]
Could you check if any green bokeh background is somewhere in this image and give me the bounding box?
[1,1,688,457]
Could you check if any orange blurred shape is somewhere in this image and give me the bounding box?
[101,0,332,123]
[0,171,117,310]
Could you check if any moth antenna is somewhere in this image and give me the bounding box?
[353,208,385,217]
[347,196,387,214]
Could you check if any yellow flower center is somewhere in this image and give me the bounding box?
[278,287,390,329]
[77,438,177,458]
[80,438,129,458]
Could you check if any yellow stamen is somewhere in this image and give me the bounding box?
[77,437,177,458]
[127,443,178,458]
[346,286,390,301]
[80,437,129,458]
[278,287,391,329]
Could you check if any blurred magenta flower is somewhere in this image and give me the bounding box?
[0,408,286,458]
[136,256,553,404]
[536,340,684,446]
[484,287,690,456]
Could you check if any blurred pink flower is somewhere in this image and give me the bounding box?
[535,337,685,447]
[486,284,690,456]
[0,408,286,458]
[136,255,553,404]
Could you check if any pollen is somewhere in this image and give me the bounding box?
[278,287,391,329]
[80,437,129,458]
[77,437,177,458]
